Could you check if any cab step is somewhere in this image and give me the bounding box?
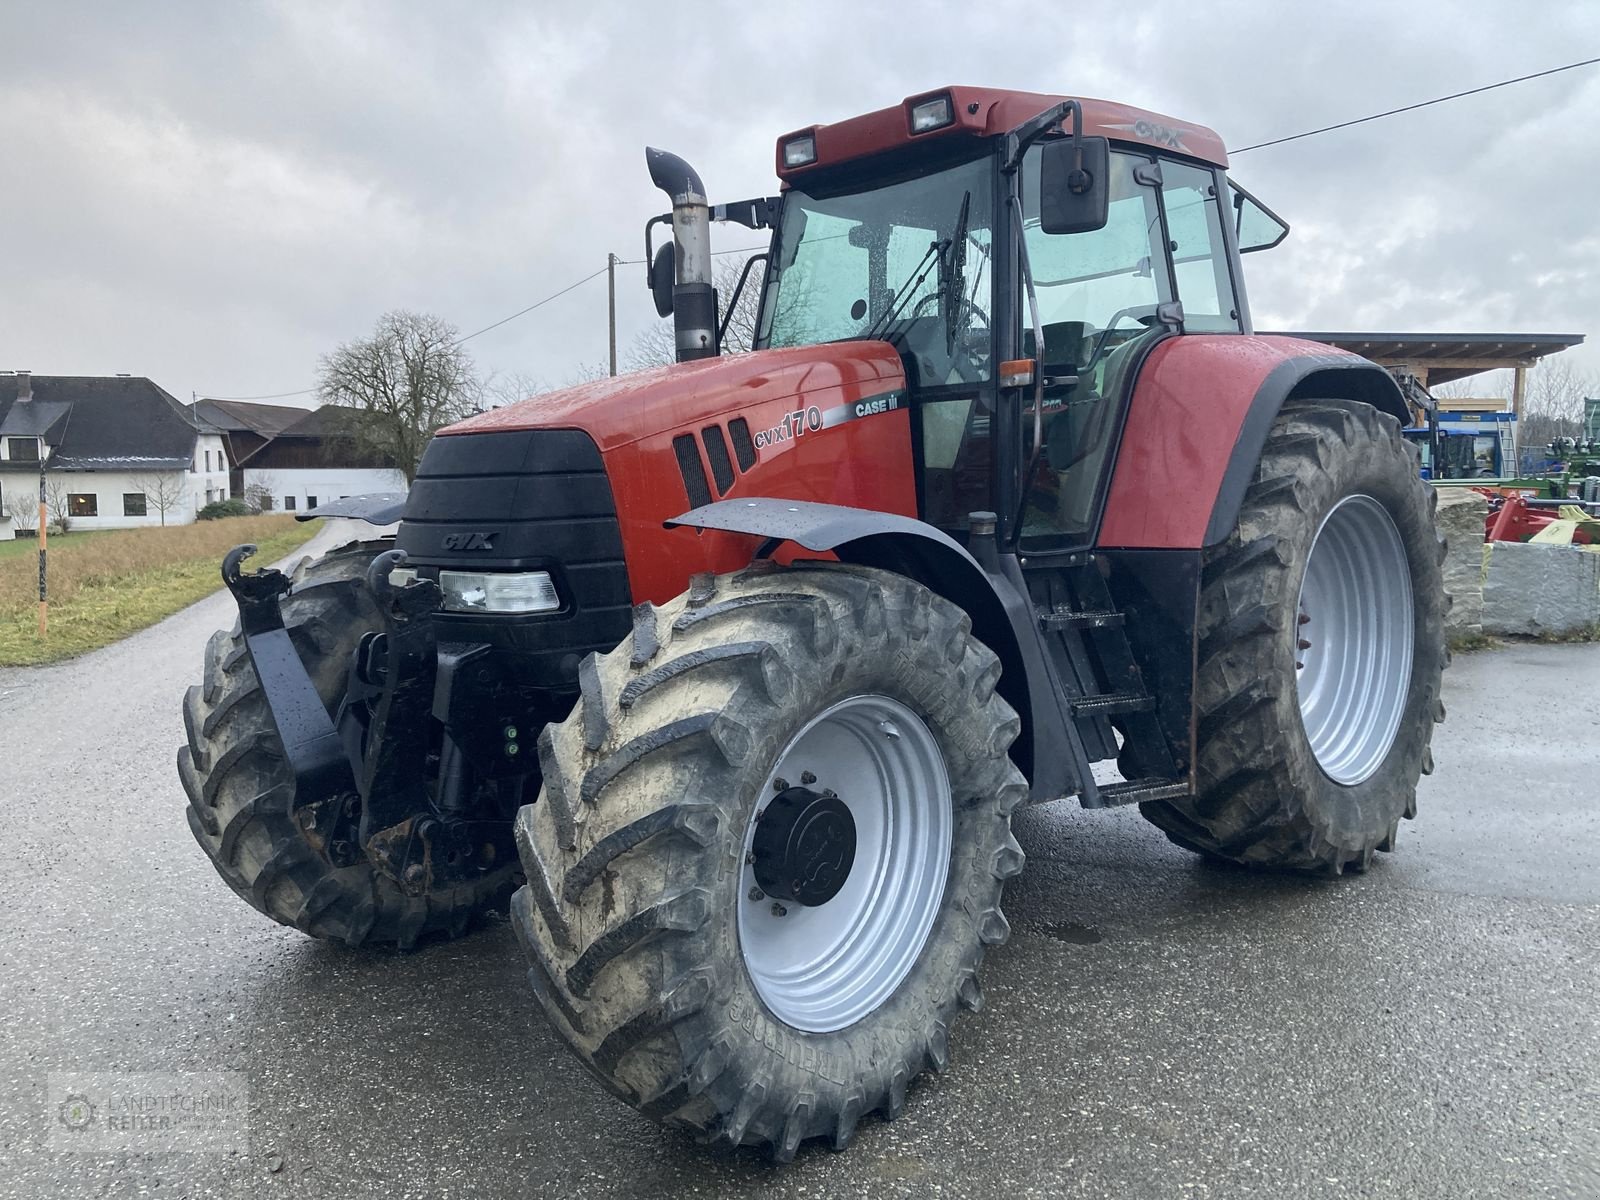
[1068,692,1156,717]
[1096,778,1192,807]
[1039,607,1125,631]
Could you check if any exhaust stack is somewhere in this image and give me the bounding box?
[646,147,717,362]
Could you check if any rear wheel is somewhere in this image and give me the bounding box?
[1141,399,1447,873]
[180,541,519,947]
[511,564,1026,1159]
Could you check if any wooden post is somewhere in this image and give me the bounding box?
[37,461,47,637]
[1511,365,1528,472]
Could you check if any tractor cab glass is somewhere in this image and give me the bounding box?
[759,155,996,389]
[1015,147,1174,546]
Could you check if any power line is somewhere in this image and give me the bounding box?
[1233,55,1600,153]
[453,264,611,344]
[204,386,317,401]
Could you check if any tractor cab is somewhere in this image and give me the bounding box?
[655,87,1290,552]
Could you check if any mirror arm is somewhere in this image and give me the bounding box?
[717,252,769,348]
[1003,99,1082,174]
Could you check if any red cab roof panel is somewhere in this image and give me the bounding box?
[776,86,1228,180]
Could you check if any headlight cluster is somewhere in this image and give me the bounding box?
[438,570,560,614]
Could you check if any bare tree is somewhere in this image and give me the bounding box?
[128,470,186,526]
[318,310,481,482]
[4,489,38,534]
[625,257,767,371]
[44,476,73,535]
[243,471,280,513]
[1521,358,1596,451]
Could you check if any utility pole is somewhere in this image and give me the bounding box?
[607,253,618,377]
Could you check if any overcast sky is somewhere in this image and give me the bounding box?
[2,2,1596,408]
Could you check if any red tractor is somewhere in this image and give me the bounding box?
[181,87,1446,1160]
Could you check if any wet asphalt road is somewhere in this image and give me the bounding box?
[1,522,1596,1198]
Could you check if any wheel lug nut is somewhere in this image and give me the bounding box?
[1298,612,1312,625]
[772,778,789,793]
[1296,661,1305,670]
[800,770,816,785]
[770,902,788,917]
[1298,638,1312,650]
[748,886,765,902]
[745,851,755,865]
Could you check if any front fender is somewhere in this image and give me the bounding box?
[667,499,1075,799]
[1096,335,1407,550]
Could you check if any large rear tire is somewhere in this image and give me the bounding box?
[511,564,1026,1160]
[180,541,519,948]
[1141,399,1447,873]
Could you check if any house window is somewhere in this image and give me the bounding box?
[68,493,98,517]
[259,495,274,511]
[306,495,318,509]
[205,450,212,472]
[123,493,147,517]
[6,437,39,463]
[284,496,297,511]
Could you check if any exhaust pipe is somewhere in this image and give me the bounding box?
[646,147,717,362]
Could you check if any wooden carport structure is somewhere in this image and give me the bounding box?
[1271,331,1586,416]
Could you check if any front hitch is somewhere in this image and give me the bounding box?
[221,544,510,897]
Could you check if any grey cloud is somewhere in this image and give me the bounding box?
[1,0,1594,404]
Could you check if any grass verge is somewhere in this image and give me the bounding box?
[0,517,320,666]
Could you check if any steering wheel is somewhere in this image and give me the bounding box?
[908,293,993,382]
[1081,304,1165,373]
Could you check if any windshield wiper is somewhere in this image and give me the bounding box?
[943,190,971,355]
[862,237,946,347]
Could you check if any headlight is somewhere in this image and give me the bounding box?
[908,94,954,134]
[439,570,560,614]
[782,134,817,167]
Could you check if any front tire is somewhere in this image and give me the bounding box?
[511,564,1026,1160]
[180,541,520,947]
[1141,399,1447,873]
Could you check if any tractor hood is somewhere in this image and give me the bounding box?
[440,341,905,452]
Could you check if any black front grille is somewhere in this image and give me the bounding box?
[395,428,632,691]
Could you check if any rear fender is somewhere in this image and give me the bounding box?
[1096,335,1407,550]
[667,499,1074,798]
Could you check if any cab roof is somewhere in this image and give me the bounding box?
[775,86,1228,182]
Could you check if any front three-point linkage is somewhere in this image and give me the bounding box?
[222,544,500,896]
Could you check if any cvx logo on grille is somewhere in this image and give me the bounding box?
[442,531,497,551]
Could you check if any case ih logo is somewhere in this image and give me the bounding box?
[442,532,497,551]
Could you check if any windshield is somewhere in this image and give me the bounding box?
[759,154,995,386]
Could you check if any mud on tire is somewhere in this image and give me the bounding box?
[1141,398,1448,874]
[179,541,519,948]
[511,563,1027,1160]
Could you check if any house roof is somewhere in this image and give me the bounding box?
[274,405,358,437]
[190,397,314,438]
[0,375,200,471]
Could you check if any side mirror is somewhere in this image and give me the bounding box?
[1039,136,1109,235]
[650,242,675,318]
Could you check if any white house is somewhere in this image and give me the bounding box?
[205,402,406,513]
[0,372,228,538]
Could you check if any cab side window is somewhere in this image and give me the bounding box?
[1159,161,1240,333]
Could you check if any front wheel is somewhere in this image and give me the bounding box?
[1141,399,1448,873]
[511,564,1026,1160]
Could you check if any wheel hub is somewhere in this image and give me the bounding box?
[752,786,857,907]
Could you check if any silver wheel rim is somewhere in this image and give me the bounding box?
[738,695,952,1033]
[1295,494,1414,785]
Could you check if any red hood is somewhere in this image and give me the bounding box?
[443,342,905,452]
